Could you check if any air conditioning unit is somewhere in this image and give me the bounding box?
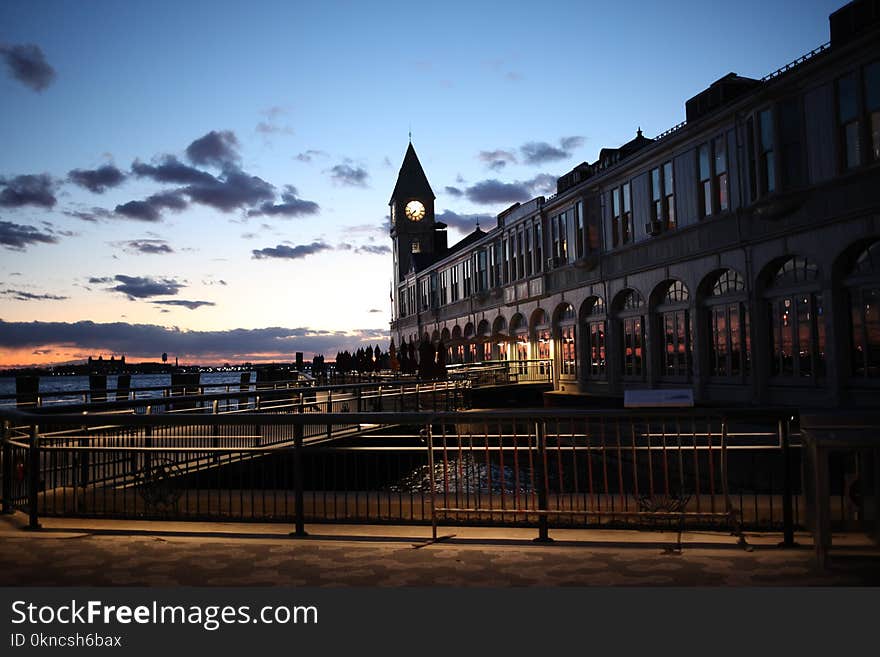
[645,221,663,236]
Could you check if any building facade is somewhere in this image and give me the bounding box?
[390,0,880,408]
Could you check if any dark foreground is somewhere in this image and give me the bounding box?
[1,515,878,586]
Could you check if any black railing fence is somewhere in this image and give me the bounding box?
[1,407,852,540]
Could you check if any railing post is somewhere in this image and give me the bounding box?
[1,420,12,514]
[290,420,308,537]
[326,390,333,440]
[415,383,420,411]
[426,423,437,541]
[534,420,552,543]
[27,424,40,530]
[780,417,796,547]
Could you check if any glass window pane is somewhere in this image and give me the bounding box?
[866,61,880,111]
[838,72,859,123]
[652,168,661,201]
[845,121,862,169]
[718,172,729,211]
[759,110,774,150]
[714,136,727,174]
[699,143,710,180]
[664,161,674,195]
[622,183,631,213]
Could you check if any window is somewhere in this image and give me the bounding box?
[524,226,533,277]
[535,221,543,273]
[556,304,577,378]
[505,236,513,283]
[758,109,776,194]
[868,61,880,162]
[430,273,438,308]
[767,257,825,379]
[439,270,448,306]
[650,162,675,230]
[511,315,528,373]
[706,270,750,378]
[475,250,488,292]
[450,266,460,302]
[698,139,728,217]
[848,241,880,378]
[490,242,501,287]
[463,260,472,297]
[617,290,645,379]
[699,143,712,216]
[575,202,585,258]
[532,310,551,376]
[656,281,691,379]
[411,240,421,253]
[516,228,524,279]
[837,72,861,170]
[550,210,568,266]
[611,184,633,247]
[584,297,606,379]
[778,97,804,189]
[714,136,728,212]
[419,278,430,311]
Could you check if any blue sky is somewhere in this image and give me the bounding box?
[0,0,844,365]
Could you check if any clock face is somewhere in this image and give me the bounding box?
[404,200,426,222]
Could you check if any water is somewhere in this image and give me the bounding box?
[0,371,255,401]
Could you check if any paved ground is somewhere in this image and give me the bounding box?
[1,513,878,586]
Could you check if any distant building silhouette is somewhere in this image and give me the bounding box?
[389,0,880,408]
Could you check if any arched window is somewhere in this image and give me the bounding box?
[464,323,476,363]
[848,241,880,378]
[477,319,491,361]
[581,297,606,379]
[555,303,577,378]
[510,314,529,373]
[492,316,508,361]
[615,289,646,380]
[531,309,551,375]
[704,270,750,379]
[655,281,691,379]
[766,256,825,379]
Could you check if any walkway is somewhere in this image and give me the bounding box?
[1,514,878,586]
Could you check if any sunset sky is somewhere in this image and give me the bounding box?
[0,0,842,366]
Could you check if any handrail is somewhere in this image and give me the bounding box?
[2,378,466,415]
[0,406,797,429]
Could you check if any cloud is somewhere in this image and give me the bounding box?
[0,173,57,208]
[1,289,67,301]
[520,136,584,164]
[0,220,58,251]
[444,186,463,197]
[247,185,319,218]
[560,136,585,150]
[110,274,185,300]
[478,149,517,171]
[436,210,493,232]
[252,241,331,260]
[151,300,216,310]
[328,163,368,187]
[524,173,556,194]
[119,239,174,255]
[68,165,126,193]
[0,319,389,362]
[64,207,114,222]
[337,243,390,256]
[0,43,56,92]
[183,168,275,212]
[131,157,216,185]
[464,179,532,205]
[295,150,327,163]
[185,130,240,167]
[368,309,382,313]
[88,277,113,284]
[114,191,187,222]
[462,174,557,206]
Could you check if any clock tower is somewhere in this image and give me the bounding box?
[389,142,445,283]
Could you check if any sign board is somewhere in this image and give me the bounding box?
[624,389,694,408]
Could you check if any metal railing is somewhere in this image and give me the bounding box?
[446,360,552,387]
[1,407,823,541]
